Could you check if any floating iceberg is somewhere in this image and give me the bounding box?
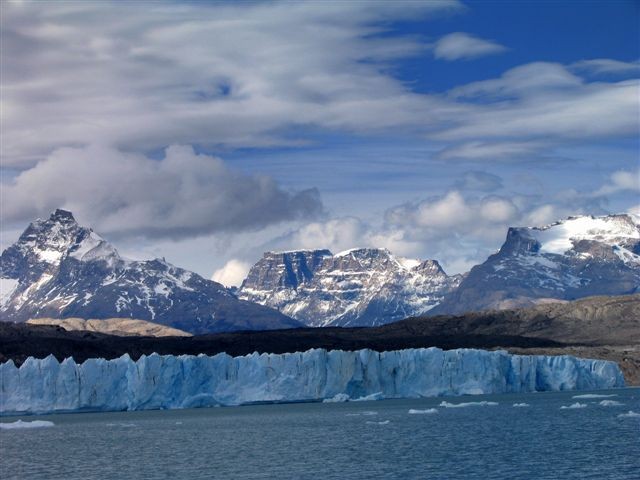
[573,393,617,399]
[560,402,588,409]
[0,420,54,429]
[439,401,499,408]
[322,393,351,403]
[618,411,640,418]
[0,347,625,415]
[408,408,438,414]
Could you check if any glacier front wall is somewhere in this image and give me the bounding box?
[0,348,625,415]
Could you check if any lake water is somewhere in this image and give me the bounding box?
[1,388,639,479]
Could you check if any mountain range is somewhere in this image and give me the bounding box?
[1,210,638,332]
[430,214,640,315]
[0,209,299,334]
[238,248,461,326]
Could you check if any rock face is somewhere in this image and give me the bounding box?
[431,214,640,315]
[26,318,192,337]
[239,248,462,327]
[0,210,299,334]
[0,348,624,415]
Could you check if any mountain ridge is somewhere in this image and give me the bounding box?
[0,210,300,334]
[238,247,462,327]
[430,213,640,315]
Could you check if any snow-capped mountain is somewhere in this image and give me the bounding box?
[0,210,300,334]
[238,248,462,327]
[431,214,640,315]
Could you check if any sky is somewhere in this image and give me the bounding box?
[1,0,639,286]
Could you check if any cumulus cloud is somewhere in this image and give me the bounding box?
[242,172,634,276]
[386,191,518,232]
[1,144,323,239]
[433,32,507,61]
[212,259,252,288]
[594,170,640,196]
[266,191,523,274]
[377,190,604,272]
[270,217,370,254]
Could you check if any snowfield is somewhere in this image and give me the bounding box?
[0,347,624,416]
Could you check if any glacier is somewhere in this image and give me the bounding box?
[0,347,625,416]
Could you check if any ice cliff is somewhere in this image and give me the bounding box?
[0,348,625,415]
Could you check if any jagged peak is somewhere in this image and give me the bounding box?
[334,247,392,258]
[50,209,76,223]
[4,210,123,269]
[414,259,446,276]
[264,249,333,257]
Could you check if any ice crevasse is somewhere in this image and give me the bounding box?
[0,347,625,415]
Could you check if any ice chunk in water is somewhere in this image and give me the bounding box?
[560,402,587,409]
[439,401,498,408]
[0,420,54,430]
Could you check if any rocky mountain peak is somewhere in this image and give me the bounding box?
[50,208,77,223]
[242,249,332,292]
[413,259,446,276]
[239,247,460,327]
[0,210,298,333]
[430,213,640,315]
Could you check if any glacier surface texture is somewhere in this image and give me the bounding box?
[0,348,625,415]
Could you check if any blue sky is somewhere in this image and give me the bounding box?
[1,0,638,284]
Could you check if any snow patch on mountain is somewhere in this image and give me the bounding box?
[0,278,19,308]
[533,215,640,255]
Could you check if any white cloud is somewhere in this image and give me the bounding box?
[439,63,639,142]
[3,2,635,172]
[215,170,636,277]
[268,191,524,274]
[0,0,462,167]
[594,170,640,196]
[386,191,518,234]
[1,144,323,239]
[212,259,252,288]
[436,141,543,161]
[523,205,562,227]
[433,32,507,61]
[571,58,640,76]
[273,217,369,254]
[449,62,582,98]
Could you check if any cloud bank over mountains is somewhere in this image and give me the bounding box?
[2,145,323,239]
[1,0,638,280]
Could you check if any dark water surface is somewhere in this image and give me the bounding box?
[1,388,639,479]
